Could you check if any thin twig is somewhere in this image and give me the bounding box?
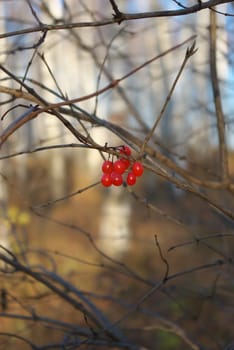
[0,35,196,147]
[0,0,232,39]
[0,251,124,342]
[209,10,229,181]
[168,232,234,251]
[141,41,197,155]
[154,235,169,282]
[26,0,43,25]
[33,181,100,208]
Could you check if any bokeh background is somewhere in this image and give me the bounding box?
[0,1,234,349]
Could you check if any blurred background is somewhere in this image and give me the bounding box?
[0,1,234,349]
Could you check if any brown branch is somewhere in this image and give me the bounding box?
[30,208,155,288]
[166,258,231,282]
[0,1,232,39]
[138,259,230,306]
[127,188,187,228]
[0,86,40,105]
[141,41,197,154]
[0,332,38,350]
[34,181,100,208]
[209,10,229,181]
[168,232,234,251]
[26,0,43,25]
[109,257,229,350]
[142,323,202,350]
[109,0,122,22]
[154,235,169,282]
[1,89,233,196]
[0,250,124,342]
[0,35,195,147]
[107,0,233,21]
[0,79,119,146]
[1,88,234,197]
[0,312,91,336]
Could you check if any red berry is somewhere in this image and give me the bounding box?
[119,157,130,169]
[132,161,144,177]
[113,159,126,174]
[111,172,123,186]
[120,145,132,156]
[126,172,136,186]
[101,173,112,187]
[102,160,113,174]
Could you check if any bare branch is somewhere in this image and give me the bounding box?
[154,235,169,282]
[0,1,232,39]
[209,10,229,181]
[0,251,124,342]
[141,41,197,154]
[0,35,195,147]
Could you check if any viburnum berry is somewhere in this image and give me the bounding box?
[102,160,113,174]
[132,161,144,177]
[111,172,123,186]
[126,172,136,186]
[120,145,132,156]
[113,159,127,174]
[119,157,130,169]
[100,145,144,187]
[101,173,112,187]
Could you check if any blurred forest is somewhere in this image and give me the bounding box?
[0,1,234,349]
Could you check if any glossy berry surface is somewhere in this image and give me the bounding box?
[120,145,132,156]
[101,173,112,187]
[100,145,144,187]
[113,159,126,174]
[132,161,144,177]
[126,172,136,186]
[119,157,130,169]
[102,160,113,174]
[111,172,123,186]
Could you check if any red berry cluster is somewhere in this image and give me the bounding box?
[101,146,144,187]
